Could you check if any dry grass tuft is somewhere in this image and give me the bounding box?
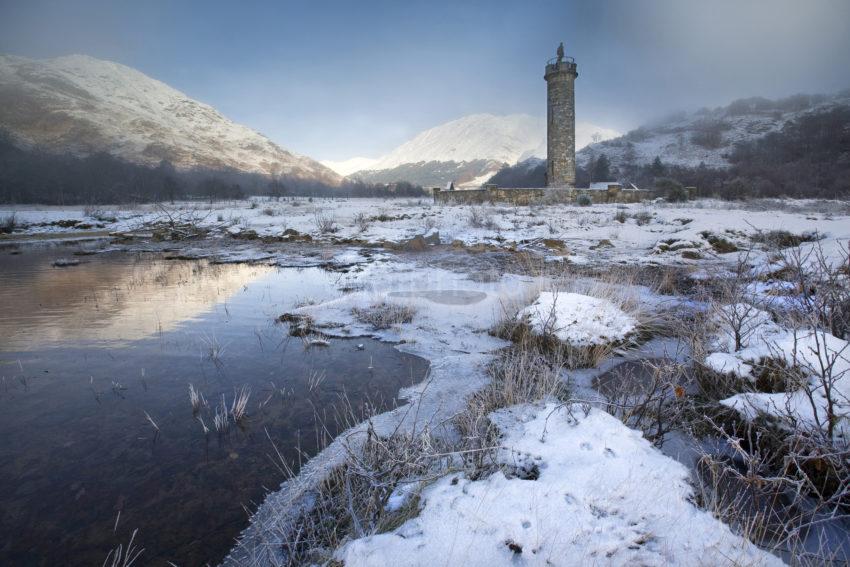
[269,402,458,565]
[1,213,17,234]
[352,301,416,330]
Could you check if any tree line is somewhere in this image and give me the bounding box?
[0,131,427,205]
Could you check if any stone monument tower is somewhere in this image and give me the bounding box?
[545,42,578,187]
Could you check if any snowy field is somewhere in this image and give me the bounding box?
[3,196,850,267]
[5,196,850,566]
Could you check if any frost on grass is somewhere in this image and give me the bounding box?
[351,301,416,330]
[336,403,782,567]
[517,291,637,347]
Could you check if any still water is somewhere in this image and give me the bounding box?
[0,243,428,566]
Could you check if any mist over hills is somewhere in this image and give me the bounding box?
[578,91,850,171]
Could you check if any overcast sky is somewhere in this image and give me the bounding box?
[2,0,849,160]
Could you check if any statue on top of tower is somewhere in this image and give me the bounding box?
[556,42,564,62]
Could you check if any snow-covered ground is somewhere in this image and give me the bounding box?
[4,197,849,268]
[337,402,783,567]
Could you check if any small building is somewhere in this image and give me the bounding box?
[589,181,622,191]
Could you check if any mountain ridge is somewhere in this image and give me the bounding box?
[0,53,342,186]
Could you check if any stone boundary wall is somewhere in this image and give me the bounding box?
[433,187,657,206]
[433,187,547,205]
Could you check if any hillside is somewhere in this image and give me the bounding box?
[578,91,850,171]
[0,54,341,186]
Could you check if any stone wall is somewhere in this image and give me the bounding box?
[433,187,547,205]
[575,188,654,204]
[433,186,656,206]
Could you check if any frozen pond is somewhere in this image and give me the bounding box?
[388,289,487,305]
[0,244,428,566]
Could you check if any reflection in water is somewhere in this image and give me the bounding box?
[0,248,272,349]
[0,245,429,566]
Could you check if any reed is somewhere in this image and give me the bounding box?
[213,396,230,434]
[197,416,210,435]
[188,383,204,413]
[230,386,251,422]
[306,370,326,392]
[200,333,227,366]
[143,411,159,431]
[102,529,143,567]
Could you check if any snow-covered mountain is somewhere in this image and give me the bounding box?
[0,54,341,185]
[320,156,379,176]
[346,113,619,187]
[578,91,850,170]
[372,114,544,170]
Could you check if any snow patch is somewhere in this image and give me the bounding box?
[336,402,783,567]
[517,291,637,346]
